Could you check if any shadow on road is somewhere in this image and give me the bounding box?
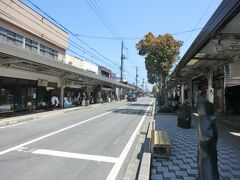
[112,108,146,115]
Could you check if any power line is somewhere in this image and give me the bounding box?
[91,0,121,38]
[74,28,203,41]
[184,0,215,44]
[24,0,121,70]
[0,0,120,73]
[0,4,120,74]
[85,0,121,39]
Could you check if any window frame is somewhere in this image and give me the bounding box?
[25,38,38,53]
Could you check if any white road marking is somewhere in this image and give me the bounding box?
[31,149,118,163]
[0,104,129,156]
[106,100,153,180]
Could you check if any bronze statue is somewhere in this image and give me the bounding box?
[197,99,219,180]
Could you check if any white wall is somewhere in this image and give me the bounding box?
[64,54,84,69]
[83,61,98,74]
[64,54,98,74]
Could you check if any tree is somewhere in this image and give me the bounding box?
[136,32,182,106]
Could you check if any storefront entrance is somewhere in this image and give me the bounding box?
[225,85,240,115]
[36,82,59,110]
[0,77,37,111]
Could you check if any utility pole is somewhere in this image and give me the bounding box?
[120,41,124,82]
[135,66,138,89]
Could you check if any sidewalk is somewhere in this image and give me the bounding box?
[0,103,100,127]
[151,114,240,180]
[0,100,127,127]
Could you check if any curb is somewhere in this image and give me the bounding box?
[138,99,155,180]
[138,119,152,180]
[0,100,131,127]
[0,103,104,127]
[122,99,154,180]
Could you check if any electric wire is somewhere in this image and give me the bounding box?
[24,0,121,70]
[184,0,216,44]
[86,0,121,39]
[0,7,120,73]
[75,28,203,41]
[92,0,121,38]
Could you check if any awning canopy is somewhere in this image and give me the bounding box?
[0,42,134,90]
[168,0,240,88]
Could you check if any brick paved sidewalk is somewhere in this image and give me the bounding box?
[151,114,240,180]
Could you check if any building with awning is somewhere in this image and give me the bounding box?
[0,0,134,111]
[168,0,240,114]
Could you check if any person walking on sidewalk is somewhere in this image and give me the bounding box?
[51,94,59,110]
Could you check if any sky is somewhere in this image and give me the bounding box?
[21,0,223,91]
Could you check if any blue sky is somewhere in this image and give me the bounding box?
[22,0,223,90]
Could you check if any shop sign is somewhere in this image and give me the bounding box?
[37,79,48,87]
[65,79,84,87]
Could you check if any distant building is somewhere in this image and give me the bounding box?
[111,73,116,80]
[64,54,84,69]
[83,61,98,74]
[98,66,112,78]
[64,54,98,74]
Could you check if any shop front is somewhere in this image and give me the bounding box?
[225,62,240,114]
[101,86,113,103]
[89,84,101,104]
[213,68,224,113]
[63,79,85,108]
[0,76,61,113]
[36,79,59,110]
[192,75,208,107]
[0,76,37,112]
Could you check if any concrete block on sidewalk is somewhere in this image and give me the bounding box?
[138,153,151,180]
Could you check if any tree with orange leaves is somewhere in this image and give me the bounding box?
[136,32,182,106]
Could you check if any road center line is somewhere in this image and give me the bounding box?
[106,100,153,180]
[31,149,118,163]
[0,104,130,156]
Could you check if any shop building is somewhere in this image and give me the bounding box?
[168,0,240,115]
[0,0,135,113]
[0,0,67,111]
[63,54,98,107]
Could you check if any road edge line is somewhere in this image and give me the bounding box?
[106,100,153,180]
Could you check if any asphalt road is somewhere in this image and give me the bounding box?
[0,97,153,180]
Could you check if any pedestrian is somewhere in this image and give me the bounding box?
[51,94,59,109]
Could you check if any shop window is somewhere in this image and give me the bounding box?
[25,38,38,53]
[3,77,16,84]
[40,44,58,60]
[0,87,14,106]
